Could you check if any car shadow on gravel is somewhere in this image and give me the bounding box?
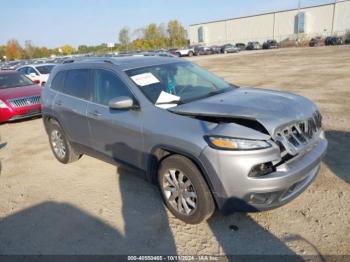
[324,131,350,183]
[0,167,308,256]
[0,202,124,254]
[0,181,177,255]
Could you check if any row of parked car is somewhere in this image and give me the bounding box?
[172,40,280,57]
[171,34,350,57]
[309,35,350,47]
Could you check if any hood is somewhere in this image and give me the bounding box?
[0,85,42,100]
[169,88,318,136]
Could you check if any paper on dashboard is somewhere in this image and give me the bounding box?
[155,91,181,109]
[130,73,160,86]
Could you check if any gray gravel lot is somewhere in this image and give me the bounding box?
[0,46,349,256]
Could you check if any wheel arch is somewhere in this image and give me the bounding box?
[147,145,219,207]
[42,114,61,133]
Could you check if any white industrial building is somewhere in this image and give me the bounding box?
[189,0,350,45]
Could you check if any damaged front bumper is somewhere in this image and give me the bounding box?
[199,132,328,213]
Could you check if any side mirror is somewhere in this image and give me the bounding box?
[108,96,137,110]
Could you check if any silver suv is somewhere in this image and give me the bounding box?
[42,56,327,224]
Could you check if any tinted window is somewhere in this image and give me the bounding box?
[0,73,34,89]
[36,65,54,74]
[93,69,131,106]
[63,69,91,100]
[50,71,66,91]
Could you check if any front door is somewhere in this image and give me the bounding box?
[87,69,144,169]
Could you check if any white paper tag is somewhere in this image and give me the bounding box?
[155,91,180,109]
[130,73,160,86]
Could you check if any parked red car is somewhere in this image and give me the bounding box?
[0,71,42,123]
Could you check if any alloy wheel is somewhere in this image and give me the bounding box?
[51,130,66,160]
[162,169,197,216]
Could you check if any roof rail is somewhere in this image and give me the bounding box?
[62,57,116,65]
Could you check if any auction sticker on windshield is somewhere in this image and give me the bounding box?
[130,73,160,86]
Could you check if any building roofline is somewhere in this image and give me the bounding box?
[189,0,349,27]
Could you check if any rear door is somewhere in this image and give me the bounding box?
[86,68,144,169]
[53,68,92,146]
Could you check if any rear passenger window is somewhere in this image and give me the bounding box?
[93,69,131,106]
[63,69,91,100]
[50,71,66,91]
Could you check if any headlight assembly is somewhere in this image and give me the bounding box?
[205,136,271,151]
[0,100,9,109]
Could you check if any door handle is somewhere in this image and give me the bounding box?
[88,110,102,117]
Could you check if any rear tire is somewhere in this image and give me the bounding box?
[48,121,81,164]
[158,155,215,224]
[188,51,194,57]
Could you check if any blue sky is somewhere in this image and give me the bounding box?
[0,0,334,48]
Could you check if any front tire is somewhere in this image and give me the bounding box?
[158,155,215,224]
[48,121,81,164]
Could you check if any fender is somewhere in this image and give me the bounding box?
[147,144,220,207]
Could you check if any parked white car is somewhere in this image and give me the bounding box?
[16,64,55,86]
[175,47,195,57]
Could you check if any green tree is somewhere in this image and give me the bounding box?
[118,27,130,51]
[167,20,188,47]
[139,23,168,49]
[61,44,75,55]
[78,45,89,54]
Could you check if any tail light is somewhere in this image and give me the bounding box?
[33,80,40,85]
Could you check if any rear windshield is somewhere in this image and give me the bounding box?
[0,73,34,89]
[36,65,55,74]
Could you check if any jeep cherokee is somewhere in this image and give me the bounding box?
[42,56,327,224]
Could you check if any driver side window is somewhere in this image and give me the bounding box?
[93,69,132,106]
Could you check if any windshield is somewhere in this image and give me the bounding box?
[126,62,234,106]
[0,73,34,89]
[35,65,54,74]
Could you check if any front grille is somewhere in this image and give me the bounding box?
[275,111,322,156]
[7,95,41,108]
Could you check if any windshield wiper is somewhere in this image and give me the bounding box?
[155,100,183,105]
[184,88,230,104]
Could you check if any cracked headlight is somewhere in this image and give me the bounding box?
[205,136,271,150]
[0,99,9,109]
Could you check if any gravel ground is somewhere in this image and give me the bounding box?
[0,46,349,257]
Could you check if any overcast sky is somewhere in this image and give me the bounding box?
[0,0,334,48]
